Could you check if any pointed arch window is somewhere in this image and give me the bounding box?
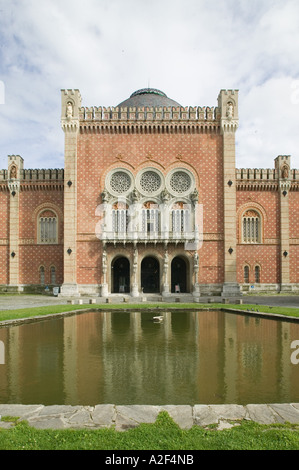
[50,266,56,285]
[38,210,58,244]
[112,202,129,234]
[255,265,261,283]
[171,202,191,234]
[242,210,261,243]
[142,202,160,234]
[40,266,45,285]
[244,265,249,283]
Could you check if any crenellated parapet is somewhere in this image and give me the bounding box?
[78,105,222,134]
[78,105,221,122]
[0,168,64,182]
[59,87,245,135]
[236,164,299,191]
[0,166,64,193]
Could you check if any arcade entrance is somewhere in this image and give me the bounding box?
[141,256,160,293]
[171,256,188,293]
[112,257,130,293]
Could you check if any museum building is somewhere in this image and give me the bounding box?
[0,87,299,299]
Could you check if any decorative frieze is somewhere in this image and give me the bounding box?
[78,105,220,122]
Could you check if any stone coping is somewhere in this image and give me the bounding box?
[1,305,299,330]
[1,403,299,431]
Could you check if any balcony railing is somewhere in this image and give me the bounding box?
[99,229,200,245]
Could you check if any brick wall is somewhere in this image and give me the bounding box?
[76,131,224,286]
[0,189,9,284]
[236,190,281,284]
[18,186,64,285]
[289,191,299,283]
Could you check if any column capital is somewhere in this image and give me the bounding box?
[221,118,239,134]
[279,179,291,194]
[61,118,79,133]
[8,180,20,195]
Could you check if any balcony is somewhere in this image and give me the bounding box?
[99,228,200,249]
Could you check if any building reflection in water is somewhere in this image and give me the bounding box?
[0,310,299,405]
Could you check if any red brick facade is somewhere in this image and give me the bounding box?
[0,88,298,297]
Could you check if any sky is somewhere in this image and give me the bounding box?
[0,0,298,170]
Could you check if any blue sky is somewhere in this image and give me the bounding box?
[0,0,298,170]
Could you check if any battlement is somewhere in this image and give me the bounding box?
[236,168,277,180]
[78,105,221,122]
[236,168,299,181]
[0,168,64,182]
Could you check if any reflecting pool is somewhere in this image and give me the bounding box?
[0,310,299,405]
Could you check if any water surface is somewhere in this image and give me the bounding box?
[0,310,299,405]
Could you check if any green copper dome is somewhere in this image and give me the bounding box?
[118,88,181,108]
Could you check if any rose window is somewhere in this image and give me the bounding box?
[169,171,191,194]
[110,171,132,194]
[140,171,161,194]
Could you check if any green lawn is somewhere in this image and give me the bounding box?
[0,301,299,323]
[0,412,299,450]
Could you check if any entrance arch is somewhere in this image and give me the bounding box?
[171,256,188,293]
[112,256,130,293]
[141,256,160,293]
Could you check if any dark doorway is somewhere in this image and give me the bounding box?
[141,256,160,293]
[112,257,130,293]
[171,256,187,293]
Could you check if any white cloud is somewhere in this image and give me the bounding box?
[237,77,299,168]
[0,0,298,169]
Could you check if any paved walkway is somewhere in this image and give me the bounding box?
[1,403,299,430]
[0,294,299,310]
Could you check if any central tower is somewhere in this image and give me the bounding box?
[59,87,241,300]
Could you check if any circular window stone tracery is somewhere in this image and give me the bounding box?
[110,171,132,194]
[139,171,162,194]
[169,171,191,194]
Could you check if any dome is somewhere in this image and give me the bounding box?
[117,88,181,108]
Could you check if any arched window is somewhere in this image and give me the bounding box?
[171,202,190,234]
[242,210,261,243]
[112,202,129,233]
[40,266,45,285]
[142,202,160,234]
[38,210,58,244]
[50,266,56,285]
[244,265,249,283]
[255,265,261,283]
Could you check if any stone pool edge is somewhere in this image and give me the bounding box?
[1,306,299,329]
[1,403,299,430]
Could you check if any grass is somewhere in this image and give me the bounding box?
[0,301,299,323]
[0,412,299,450]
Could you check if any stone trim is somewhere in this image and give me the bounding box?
[1,403,299,430]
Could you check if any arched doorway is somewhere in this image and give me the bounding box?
[141,256,160,293]
[112,257,130,293]
[171,256,187,293]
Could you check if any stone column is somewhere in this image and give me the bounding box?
[131,247,139,297]
[101,246,109,296]
[60,90,81,297]
[275,155,292,291]
[193,252,200,301]
[218,90,241,298]
[7,155,23,289]
[162,247,170,296]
